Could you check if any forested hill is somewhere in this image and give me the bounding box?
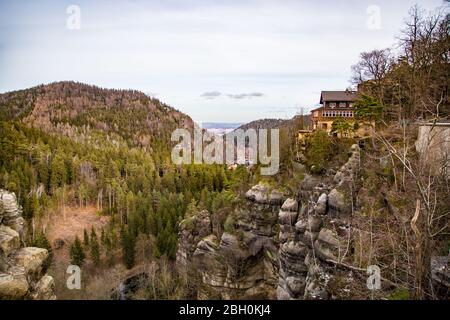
[234,115,311,133]
[235,118,289,132]
[0,81,251,270]
[0,81,194,151]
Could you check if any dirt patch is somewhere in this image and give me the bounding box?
[45,205,113,299]
[47,205,109,243]
[46,205,109,264]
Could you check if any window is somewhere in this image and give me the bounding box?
[329,102,336,108]
[349,103,354,108]
[339,102,346,108]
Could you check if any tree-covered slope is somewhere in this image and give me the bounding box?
[0,81,194,152]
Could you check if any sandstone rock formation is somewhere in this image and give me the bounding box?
[176,210,212,272]
[178,145,363,300]
[277,196,332,300]
[0,189,56,300]
[277,145,361,300]
[177,183,283,299]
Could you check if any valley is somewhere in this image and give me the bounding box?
[0,2,449,302]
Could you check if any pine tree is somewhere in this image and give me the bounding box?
[120,227,135,269]
[100,228,106,246]
[83,229,89,247]
[38,158,49,190]
[185,198,198,218]
[90,230,101,267]
[306,130,332,174]
[90,226,97,241]
[70,236,85,267]
[105,233,115,266]
[354,94,384,125]
[49,155,67,191]
[31,231,52,269]
[105,233,112,253]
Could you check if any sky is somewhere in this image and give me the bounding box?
[0,0,447,123]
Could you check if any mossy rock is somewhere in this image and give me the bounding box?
[179,216,196,232]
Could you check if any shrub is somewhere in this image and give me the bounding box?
[306,130,332,174]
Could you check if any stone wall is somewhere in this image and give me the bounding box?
[415,122,450,177]
[0,189,56,300]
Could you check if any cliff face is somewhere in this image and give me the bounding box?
[177,144,363,300]
[277,144,361,299]
[177,183,284,299]
[0,189,56,300]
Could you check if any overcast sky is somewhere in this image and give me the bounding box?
[0,0,447,123]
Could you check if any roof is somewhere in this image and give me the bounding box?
[310,106,324,112]
[320,91,358,103]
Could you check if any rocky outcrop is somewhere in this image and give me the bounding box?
[277,196,329,300]
[327,188,351,216]
[277,145,361,300]
[245,183,284,205]
[0,191,25,242]
[30,275,56,300]
[333,144,360,187]
[328,144,360,217]
[0,189,56,300]
[176,210,212,271]
[177,145,362,300]
[0,225,20,257]
[431,256,450,298]
[177,183,283,299]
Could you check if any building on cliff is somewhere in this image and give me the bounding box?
[311,90,358,133]
[302,90,373,138]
